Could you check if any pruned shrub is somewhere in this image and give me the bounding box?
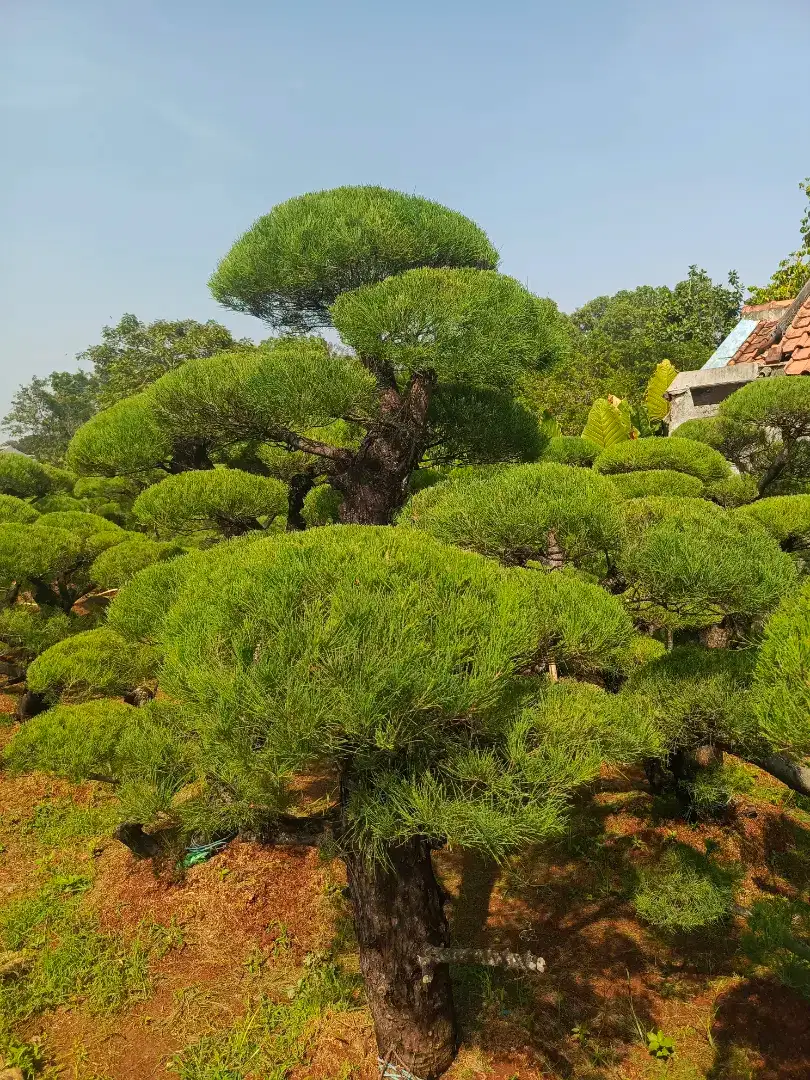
[0,452,53,499]
[90,538,184,589]
[26,628,158,700]
[752,580,810,754]
[609,469,704,500]
[133,469,287,538]
[594,438,731,482]
[0,494,40,524]
[741,897,810,1001]
[704,473,759,508]
[539,436,599,467]
[738,495,810,550]
[67,394,172,476]
[404,462,623,570]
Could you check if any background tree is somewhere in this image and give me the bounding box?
[523,267,742,432]
[748,178,810,304]
[2,371,99,463]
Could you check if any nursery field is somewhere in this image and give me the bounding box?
[3,696,810,1080]
[3,185,810,1080]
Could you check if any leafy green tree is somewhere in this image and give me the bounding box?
[2,371,99,463]
[90,538,184,589]
[81,313,252,405]
[524,268,742,432]
[748,178,810,304]
[5,526,653,1075]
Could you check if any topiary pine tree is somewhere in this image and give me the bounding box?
[4,525,656,1077]
[64,187,566,527]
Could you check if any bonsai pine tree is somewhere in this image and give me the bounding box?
[0,451,54,501]
[675,377,810,497]
[5,526,654,1076]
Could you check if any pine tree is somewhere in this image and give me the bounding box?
[65,188,567,526]
[5,525,654,1076]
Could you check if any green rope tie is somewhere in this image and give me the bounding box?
[377,1057,425,1080]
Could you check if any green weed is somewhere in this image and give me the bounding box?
[633,844,739,932]
[21,797,118,848]
[740,896,810,1000]
[170,958,362,1080]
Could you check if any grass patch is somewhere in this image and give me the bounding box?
[633,843,739,933]
[0,871,180,1035]
[169,955,362,1080]
[20,796,119,848]
[741,896,810,1000]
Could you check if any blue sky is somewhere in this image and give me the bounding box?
[2,0,808,417]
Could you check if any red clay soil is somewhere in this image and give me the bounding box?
[3,742,810,1079]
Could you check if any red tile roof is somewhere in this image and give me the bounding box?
[729,294,810,371]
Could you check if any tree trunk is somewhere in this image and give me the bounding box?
[335,372,435,527]
[669,744,723,818]
[286,470,317,531]
[113,821,161,858]
[344,837,457,1079]
[16,690,48,722]
[753,753,810,798]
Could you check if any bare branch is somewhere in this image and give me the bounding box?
[417,946,546,984]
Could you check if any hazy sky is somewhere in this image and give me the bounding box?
[2,0,809,418]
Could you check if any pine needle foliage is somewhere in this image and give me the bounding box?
[620,646,758,758]
[403,462,623,571]
[0,494,40,524]
[633,843,738,932]
[32,495,85,514]
[0,607,79,665]
[209,185,499,331]
[331,268,567,390]
[594,438,731,482]
[618,497,796,628]
[425,385,546,466]
[26,628,158,700]
[146,339,379,446]
[720,375,810,440]
[751,580,810,754]
[34,511,124,541]
[738,495,810,550]
[133,469,287,538]
[0,453,53,499]
[608,469,704,500]
[101,527,640,854]
[66,394,172,476]
[90,538,184,589]
[539,436,599,467]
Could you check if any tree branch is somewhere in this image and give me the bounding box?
[752,753,810,798]
[271,427,354,466]
[417,946,546,984]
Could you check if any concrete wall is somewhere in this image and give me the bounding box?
[665,363,779,431]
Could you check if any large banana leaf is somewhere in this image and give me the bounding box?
[581,398,632,450]
[645,360,678,422]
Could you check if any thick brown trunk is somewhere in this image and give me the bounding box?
[286,470,317,532]
[114,821,161,858]
[16,690,48,722]
[344,837,457,1079]
[335,372,434,527]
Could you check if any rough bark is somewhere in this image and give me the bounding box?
[123,685,156,707]
[669,744,724,818]
[344,837,457,1079]
[286,470,317,532]
[113,821,161,858]
[16,690,48,722]
[335,374,434,526]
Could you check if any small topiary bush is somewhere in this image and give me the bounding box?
[0,452,53,499]
[403,461,623,569]
[133,469,287,538]
[633,843,739,932]
[539,436,599,467]
[90,538,184,589]
[737,495,810,550]
[0,494,40,524]
[594,438,732,482]
[26,628,158,700]
[704,473,759,508]
[609,469,704,500]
